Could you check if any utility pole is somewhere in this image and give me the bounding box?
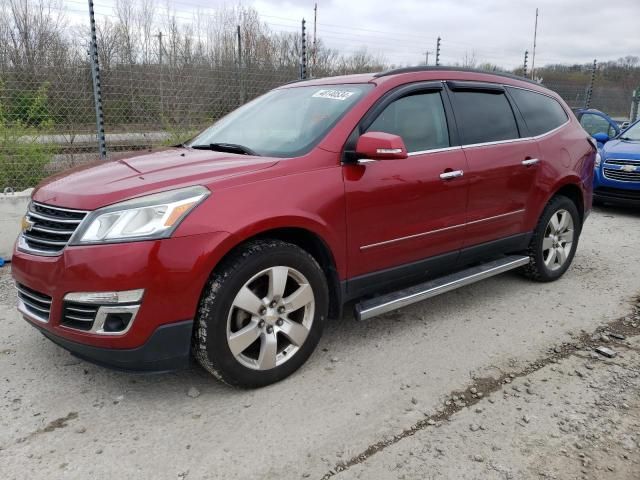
[237,25,244,104]
[523,50,529,78]
[435,37,441,66]
[585,59,597,109]
[300,18,307,80]
[531,8,539,79]
[424,51,433,66]
[87,0,107,159]
[312,3,317,77]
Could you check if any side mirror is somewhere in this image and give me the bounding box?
[592,132,610,144]
[355,131,408,161]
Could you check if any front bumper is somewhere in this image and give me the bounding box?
[11,231,232,356]
[29,317,194,372]
[593,162,640,207]
[594,187,640,207]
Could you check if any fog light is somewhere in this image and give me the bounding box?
[103,312,133,333]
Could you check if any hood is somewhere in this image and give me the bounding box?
[602,139,640,159]
[33,147,279,210]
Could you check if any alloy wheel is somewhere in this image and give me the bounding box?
[542,209,574,271]
[226,266,315,370]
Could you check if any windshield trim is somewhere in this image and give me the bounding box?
[187,83,373,158]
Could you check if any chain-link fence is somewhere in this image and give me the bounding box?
[3,63,637,192]
[544,78,636,118]
[1,1,639,192]
[0,62,302,191]
[100,63,299,152]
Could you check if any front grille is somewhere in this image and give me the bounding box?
[16,283,52,321]
[61,302,99,331]
[21,202,88,255]
[604,158,640,166]
[603,168,640,182]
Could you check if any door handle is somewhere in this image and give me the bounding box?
[522,158,540,166]
[440,170,464,180]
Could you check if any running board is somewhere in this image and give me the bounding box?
[354,255,530,321]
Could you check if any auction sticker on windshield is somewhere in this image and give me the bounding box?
[312,89,355,101]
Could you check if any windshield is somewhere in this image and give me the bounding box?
[619,121,640,141]
[188,84,372,157]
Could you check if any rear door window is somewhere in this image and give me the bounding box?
[507,87,568,136]
[450,90,520,145]
[366,92,450,153]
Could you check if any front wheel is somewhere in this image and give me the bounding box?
[193,239,328,388]
[521,195,581,282]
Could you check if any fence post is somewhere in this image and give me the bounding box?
[300,18,307,79]
[584,59,597,109]
[87,0,107,160]
[630,87,640,123]
[237,25,245,104]
[435,37,441,66]
[156,31,164,118]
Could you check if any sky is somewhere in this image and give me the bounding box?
[81,0,640,70]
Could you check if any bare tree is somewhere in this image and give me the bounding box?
[338,47,386,74]
[460,50,478,69]
[2,0,68,70]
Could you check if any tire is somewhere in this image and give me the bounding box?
[521,195,581,282]
[193,239,329,388]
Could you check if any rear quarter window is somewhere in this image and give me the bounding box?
[507,87,568,136]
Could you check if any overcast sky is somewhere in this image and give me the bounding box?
[86,0,640,69]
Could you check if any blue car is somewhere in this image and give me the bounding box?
[573,108,621,148]
[592,119,640,207]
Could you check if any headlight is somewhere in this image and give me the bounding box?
[70,186,209,245]
[595,152,602,169]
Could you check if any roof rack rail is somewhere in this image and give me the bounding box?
[372,66,540,86]
[281,77,313,86]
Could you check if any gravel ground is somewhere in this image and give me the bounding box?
[334,317,640,480]
[0,206,639,479]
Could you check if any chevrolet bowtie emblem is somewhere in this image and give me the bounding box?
[621,165,637,173]
[21,216,35,233]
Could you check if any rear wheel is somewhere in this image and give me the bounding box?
[193,239,328,388]
[521,195,581,282]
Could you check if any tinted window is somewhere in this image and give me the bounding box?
[366,92,450,152]
[451,91,519,144]
[579,113,616,138]
[508,87,569,136]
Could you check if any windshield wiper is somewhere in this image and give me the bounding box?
[190,142,259,156]
[618,136,636,141]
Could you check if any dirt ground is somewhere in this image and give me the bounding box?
[1,206,639,479]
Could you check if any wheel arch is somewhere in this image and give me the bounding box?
[204,222,344,320]
[552,181,585,226]
[250,227,343,319]
[532,177,586,229]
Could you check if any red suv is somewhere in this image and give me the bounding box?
[12,68,595,387]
